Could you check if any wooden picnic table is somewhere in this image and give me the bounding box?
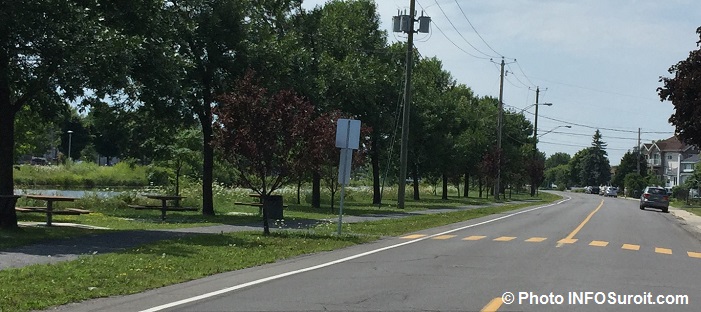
[129,194,197,220]
[22,195,83,226]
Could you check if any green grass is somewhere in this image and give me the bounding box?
[13,162,151,187]
[0,191,560,311]
[0,231,371,311]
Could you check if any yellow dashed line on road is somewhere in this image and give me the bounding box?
[401,234,426,239]
[655,247,673,255]
[589,240,609,247]
[622,244,640,251]
[688,252,701,259]
[463,235,487,241]
[493,236,516,242]
[402,235,700,259]
[525,237,547,242]
[556,199,604,247]
[433,235,456,240]
[481,297,503,312]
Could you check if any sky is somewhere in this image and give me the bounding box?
[301,0,701,165]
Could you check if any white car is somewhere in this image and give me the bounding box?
[604,186,618,198]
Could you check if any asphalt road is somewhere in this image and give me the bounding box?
[53,192,701,312]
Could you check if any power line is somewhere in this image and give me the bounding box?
[527,110,673,134]
[505,64,532,89]
[433,0,497,59]
[545,130,660,142]
[528,75,659,102]
[538,140,631,151]
[415,1,491,60]
[514,60,537,88]
[452,0,503,58]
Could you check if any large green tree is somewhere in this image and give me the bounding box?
[579,130,611,186]
[312,0,395,206]
[658,26,701,146]
[0,0,142,228]
[545,152,571,169]
[612,150,648,189]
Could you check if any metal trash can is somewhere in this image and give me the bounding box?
[263,195,284,220]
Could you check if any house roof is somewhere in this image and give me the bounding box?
[643,143,653,151]
[655,136,686,152]
[682,154,700,163]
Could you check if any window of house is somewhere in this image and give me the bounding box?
[667,155,673,160]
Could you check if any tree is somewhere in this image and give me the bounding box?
[579,130,611,186]
[213,71,317,197]
[624,173,647,197]
[545,152,571,169]
[568,149,590,186]
[658,26,701,146]
[612,151,648,190]
[1,0,141,228]
[312,0,395,206]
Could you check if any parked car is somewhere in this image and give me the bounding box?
[589,186,600,195]
[605,186,618,197]
[599,186,606,196]
[640,186,669,213]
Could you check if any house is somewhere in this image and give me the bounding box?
[642,136,699,188]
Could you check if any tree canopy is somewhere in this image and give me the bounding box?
[659,26,701,147]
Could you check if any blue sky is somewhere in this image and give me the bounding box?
[301,0,701,165]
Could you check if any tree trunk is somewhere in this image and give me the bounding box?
[412,166,420,200]
[478,175,483,198]
[296,178,302,205]
[442,173,448,200]
[371,135,381,205]
[0,64,18,229]
[199,101,215,216]
[463,172,469,198]
[330,189,335,213]
[312,171,321,208]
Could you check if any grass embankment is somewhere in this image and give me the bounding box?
[0,191,560,311]
[670,199,701,217]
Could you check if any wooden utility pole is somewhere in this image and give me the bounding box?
[637,128,641,175]
[397,0,416,209]
[495,58,505,200]
[531,87,540,197]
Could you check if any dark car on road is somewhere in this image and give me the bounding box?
[639,186,669,213]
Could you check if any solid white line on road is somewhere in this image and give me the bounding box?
[139,196,572,312]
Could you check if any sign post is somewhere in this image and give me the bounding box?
[335,119,361,235]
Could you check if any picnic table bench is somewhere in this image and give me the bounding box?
[15,207,90,215]
[129,195,198,220]
[19,195,90,226]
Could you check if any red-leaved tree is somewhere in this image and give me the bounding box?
[213,71,317,196]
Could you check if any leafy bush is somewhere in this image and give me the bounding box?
[13,162,156,187]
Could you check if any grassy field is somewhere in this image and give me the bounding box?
[0,189,560,311]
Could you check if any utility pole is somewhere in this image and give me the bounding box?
[394,1,430,209]
[637,128,641,175]
[495,58,505,200]
[397,0,415,209]
[531,87,540,197]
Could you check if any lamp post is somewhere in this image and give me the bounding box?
[538,125,572,138]
[67,130,73,161]
[531,87,553,196]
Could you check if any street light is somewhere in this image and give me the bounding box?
[67,130,73,161]
[530,90,553,196]
[538,125,572,138]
